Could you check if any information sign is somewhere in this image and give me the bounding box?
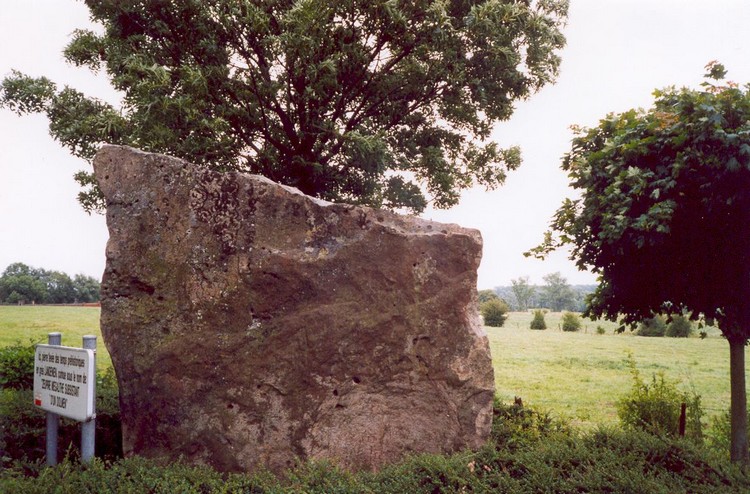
[33,344,95,422]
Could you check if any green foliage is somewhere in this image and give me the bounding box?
[561,311,582,332]
[667,314,694,338]
[0,367,121,468]
[706,409,750,454]
[1,0,568,215]
[0,263,100,304]
[529,309,547,330]
[3,400,749,493]
[528,61,750,458]
[481,298,509,327]
[636,315,667,337]
[0,388,45,473]
[531,62,750,342]
[538,271,576,312]
[489,396,571,451]
[617,356,703,441]
[477,289,500,305]
[0,340,36,390]
[0,456,262,493]
[596,325,606,335]
[509,276,536,311]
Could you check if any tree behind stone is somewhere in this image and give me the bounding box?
[0,0,568,214]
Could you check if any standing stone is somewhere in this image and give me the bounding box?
[94,145,494,473]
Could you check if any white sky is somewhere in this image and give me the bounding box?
[1,0,749,288]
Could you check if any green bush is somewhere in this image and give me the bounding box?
[705,408,750,454]
[529,309,547,330]
[666,314,693,337]
[481,299,509,327]
[490,396,571,452]
[0,340,37,390]
[596,325,606,335]
[616,355,703,441]
[561,312,582,332]
[636,315,667,337]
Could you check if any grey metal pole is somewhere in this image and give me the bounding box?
[81,335,97,463]
[46,332,62,467]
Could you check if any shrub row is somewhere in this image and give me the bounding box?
[637,314,694,337]
[1,404,747,493]
[2,341,748,492]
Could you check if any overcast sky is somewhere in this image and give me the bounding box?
[1,0,749,288]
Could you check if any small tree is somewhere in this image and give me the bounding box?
[666,314,693,338]
[530,309,547,330]
[530,64,750,461]
[481,299,509,328]
[561,311,582,332]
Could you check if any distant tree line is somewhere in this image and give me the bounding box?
[0,262,100,305]
[491,273,595,312]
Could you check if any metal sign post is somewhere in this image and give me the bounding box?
[81,335,97,463]
[44,332,61,467]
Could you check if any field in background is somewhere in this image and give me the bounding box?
[0,306,735,429]
[0,305,110,369]
[491,312,732,428]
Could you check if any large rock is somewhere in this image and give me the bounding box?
[94,145,494,473]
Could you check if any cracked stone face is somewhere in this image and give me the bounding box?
[94,145,494,473]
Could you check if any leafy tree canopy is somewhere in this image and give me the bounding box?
[0,0,568,214]
[530,62,750,340]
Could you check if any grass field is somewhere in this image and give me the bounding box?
[492,311,733,429]
[0,305,111,369]
[0,306,738,430]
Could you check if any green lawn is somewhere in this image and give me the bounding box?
[0,305,110,369]
[490,312,734,428]
[0,306,738,430]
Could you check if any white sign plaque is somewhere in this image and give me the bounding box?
[33,344,95,422]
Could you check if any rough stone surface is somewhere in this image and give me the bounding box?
[94,145,494,473]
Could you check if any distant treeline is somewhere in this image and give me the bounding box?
[0,262,100,305]
[492,273,596,312]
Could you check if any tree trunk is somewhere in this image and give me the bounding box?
[728,337,749,463]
